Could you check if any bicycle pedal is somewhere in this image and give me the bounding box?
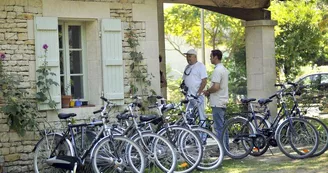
[249,134,257,138]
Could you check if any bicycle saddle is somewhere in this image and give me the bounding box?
[140,115,158,122]
[58,113,77,119]
[258,98,272,105]
[161,103,175,112]
[241,98,256,104]
[116,113,130,120]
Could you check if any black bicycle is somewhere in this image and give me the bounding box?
[33,97,145,173]
[222,84,319,159]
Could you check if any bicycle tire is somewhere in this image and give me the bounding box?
[191,126,224,170]
[33,133,74,173]
[158,125,203,173]
[249,114,271,157]
[132,132,177,173]
[91,135,145,173]
[303,117,328,157]
[221,116,255,159]
[275,117,319,159]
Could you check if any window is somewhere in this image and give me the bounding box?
[58,22,86,99]
[299,74,320,86]
[320,74,328,84]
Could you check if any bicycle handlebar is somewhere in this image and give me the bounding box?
[275,83,286,89]
[100,96,108,102]
[147,95,164,99]
[269,94,276,99]
[287,81,298,88]
[189,94,198,99]
[93,107,104,114]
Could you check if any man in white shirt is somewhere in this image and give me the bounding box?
[204,49,229,143]
[182,49,208,136]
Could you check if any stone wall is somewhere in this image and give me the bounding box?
[0,0,42,172]
[63,0,145,3]
[0,0,152,172]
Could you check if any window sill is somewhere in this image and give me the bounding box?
[62,104,96,109]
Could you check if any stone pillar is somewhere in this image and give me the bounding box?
[245,20,277,116]
[157,0,167,98]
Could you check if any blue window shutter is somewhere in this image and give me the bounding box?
[35,17,61,110]
[101,19,124,105]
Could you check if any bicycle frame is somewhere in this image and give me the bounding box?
[48,120,105,164]
[46,99,120,166]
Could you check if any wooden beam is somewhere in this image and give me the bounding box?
[195,5,271,21]
[163,0,270,9]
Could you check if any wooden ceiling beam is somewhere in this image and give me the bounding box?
[162,0,270,9]
[195,5,271,21]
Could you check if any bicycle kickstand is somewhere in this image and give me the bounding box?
[269,147,274,156]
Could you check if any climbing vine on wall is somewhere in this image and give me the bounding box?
[127,29,157,110]
[127,29,156,95]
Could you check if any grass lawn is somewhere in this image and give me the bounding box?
[196,151,328,173]
[197,116,328,173]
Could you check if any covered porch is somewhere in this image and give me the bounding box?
[157,0,277,103]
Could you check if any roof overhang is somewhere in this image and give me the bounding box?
[162,0,272,21]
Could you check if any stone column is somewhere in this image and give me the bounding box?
[245,20,277,116]
[157,0,167,98]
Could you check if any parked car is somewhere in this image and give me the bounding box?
[294,72,328,103]
[296,72,328,91]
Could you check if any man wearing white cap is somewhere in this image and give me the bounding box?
[182,49,208,141]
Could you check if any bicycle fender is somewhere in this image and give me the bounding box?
[254,113,271,128]
[89,136,112,161]
[32,133,75,157]
[226,116,256,133]
[32,133,62,152]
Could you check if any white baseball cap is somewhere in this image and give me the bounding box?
[184,49,197,56]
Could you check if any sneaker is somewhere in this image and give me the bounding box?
[209,148,222,157]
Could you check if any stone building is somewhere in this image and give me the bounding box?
[0,0,161,172]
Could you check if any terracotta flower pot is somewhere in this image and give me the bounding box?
[61,95,72,108]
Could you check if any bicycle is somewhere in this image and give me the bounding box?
[112,96,178,173]
[150,95,224,170]
[278,82,328,157]
[222,84,319,159]
[33,97,145,173]
[141,95,204,173]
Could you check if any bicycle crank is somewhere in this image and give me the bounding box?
[252,134,266,149]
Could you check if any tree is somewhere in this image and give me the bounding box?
[270,0,328,81]
[164,4,248,100]
[164,5,242,51]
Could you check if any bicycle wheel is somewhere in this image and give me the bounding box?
[75,129,97,172]
[303,117,328,157]
[33,134,73,173]
[221,117,255,159]
[191,126,224,170]
[132,132,177,173]
[275,117,319,159]
[158,126,203,173]
[250,114,271,157]
[92,135,145,173]
[75,129,96,155]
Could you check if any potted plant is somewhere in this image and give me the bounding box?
[61,84,72,108]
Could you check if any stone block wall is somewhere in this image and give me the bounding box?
[0,0,42,171]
